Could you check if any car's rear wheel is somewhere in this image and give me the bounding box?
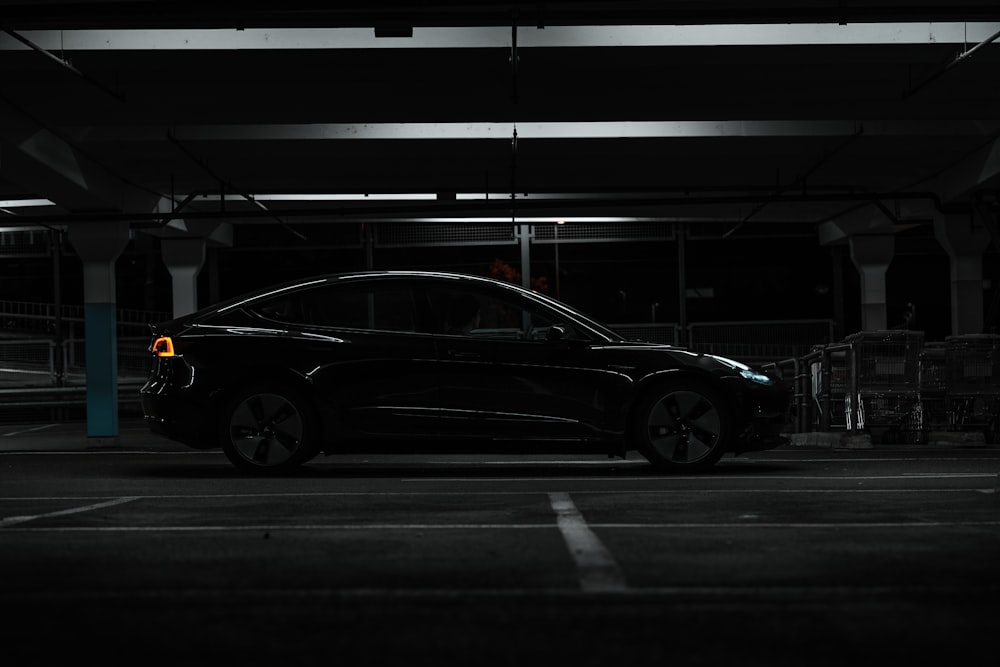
[633,379,731,472]
[220,385,320,475]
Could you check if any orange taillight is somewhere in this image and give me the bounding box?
[151,336,175,357]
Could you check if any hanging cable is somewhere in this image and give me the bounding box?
[903,26,1000,99]
[167,130,307,241]
[510,20,519,225]
[3,29,125,103]
[510,22,519,105]
[724,122,864,238]
[511,124,518,225]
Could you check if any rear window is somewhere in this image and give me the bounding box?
[250,283,416,332]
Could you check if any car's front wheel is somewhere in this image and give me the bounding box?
[220,385,320,475]
[633,379,732,472]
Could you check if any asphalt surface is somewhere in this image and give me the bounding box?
[2,419,999,666]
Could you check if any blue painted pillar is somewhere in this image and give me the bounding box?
[67,222,130,442]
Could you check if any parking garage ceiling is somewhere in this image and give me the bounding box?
[1,1,999,244]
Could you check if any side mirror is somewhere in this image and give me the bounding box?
[546,324,569,342]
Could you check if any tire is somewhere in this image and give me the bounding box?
[219,384,320,475]
[633,379,732,472]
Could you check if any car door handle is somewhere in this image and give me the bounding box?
[447,349,482,359]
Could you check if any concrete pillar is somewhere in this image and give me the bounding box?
[934,213,990,335]
[849,234,895,331]
[67,222,130,441]
[142,204,232,315]
[518,224,532,289]
[161,238,207,318]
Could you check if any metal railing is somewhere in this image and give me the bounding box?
[0,299,168,339]
[764,331,1000,443]
[0,337,151,388]
[766,342,857,435]
[612,323,681,345]
[687,319,836,364]
[612,319,837,365]
[0,336,149,420]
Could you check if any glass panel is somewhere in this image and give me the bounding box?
[428,285,562,340]
[250,283,416,332]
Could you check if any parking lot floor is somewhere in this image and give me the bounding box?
[2,417,995,453]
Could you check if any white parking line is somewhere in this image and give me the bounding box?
[404,473,999,483]
[7,583,999,605]
[1,423,60,437]
[0,486,994,503]
[8,519,1000,533]
[549,492,628,593]
[0,497,139,528]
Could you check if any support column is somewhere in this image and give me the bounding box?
[518,224,532,289]
[67,222,130,441]
[161,238,207,318]
[934,213,990,335]
[141,204,232,316]
[831,245,847,340]
[848,234,895,331]
[676,222,688,346]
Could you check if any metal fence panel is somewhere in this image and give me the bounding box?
[610,323,680,345]
[945,334,1000,395]
[844,329,924,390]
[0,340,55,387]
[689,319,835,364]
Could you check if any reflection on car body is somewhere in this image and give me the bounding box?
[140,271,791,474]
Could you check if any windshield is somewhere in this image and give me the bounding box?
[517,287,626,342]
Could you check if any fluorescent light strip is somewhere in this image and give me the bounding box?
[109,119,987,143]
[192,192,652,202]
[2,23,998,51]
[0,199,56,208]
[192,193,439,202]
[178,120,852,140]
[381,217,666,224]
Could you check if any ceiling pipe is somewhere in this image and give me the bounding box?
[903,25,1000,99]
[724,122,865,238]
[2,29,125,102]
[166,130,307,241]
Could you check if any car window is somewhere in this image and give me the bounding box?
[427,284,576,341]
[250,283,417,333]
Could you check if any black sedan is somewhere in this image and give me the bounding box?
[140,271,790,474]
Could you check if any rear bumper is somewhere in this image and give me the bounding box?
[140,381,216,449]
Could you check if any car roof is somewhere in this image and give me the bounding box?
[159,270,506,321]
[213,271,519,311]
[160,270,623,341]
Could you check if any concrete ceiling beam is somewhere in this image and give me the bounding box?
[0,97,128,212]
[907,137,1000,203]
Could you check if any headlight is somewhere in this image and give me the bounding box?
[739,368,773,385]
[707,354,773,385]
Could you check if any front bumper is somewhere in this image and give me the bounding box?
[728,377,793,453]
[735,418,791,453]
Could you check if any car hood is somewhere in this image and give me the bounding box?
[590,341,773,377]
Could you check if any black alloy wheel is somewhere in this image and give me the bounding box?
[634,380,731,471]
[220,385,320,474]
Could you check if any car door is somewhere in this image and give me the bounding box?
[250,278,439,438]
[426,281,629,443]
